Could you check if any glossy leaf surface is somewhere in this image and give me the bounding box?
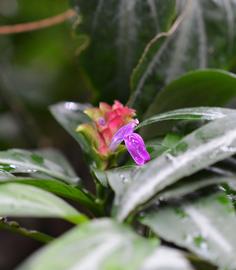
[142,192,236,269]
[71,0,176,101]
[0,183,87,224]
[130,0,236,113]
[18,218,193,270]
[0,177,99,215]
[116,115,236,221]
[0,149,79,184]
[145,70,236,118]
[50,102,104,168]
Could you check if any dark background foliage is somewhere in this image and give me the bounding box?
[0,1,93,269]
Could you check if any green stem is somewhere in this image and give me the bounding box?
[0,218,53,243]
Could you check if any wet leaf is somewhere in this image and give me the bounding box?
[145,70,236,118]
[141,192,236,269]
[0,177,100,215]
[0,169,15,179]
[17,218,193,270]
[105,166,141,207]
[71,0,176,101]
[17,218,156,270]
[138,107,234,129]
[115,114,236,221]
[35,148,78,180]
[130,0,236,113]
[157,175,236,201]
[0,183,87,224]
[141,247,195,270]
[0,149,79,184]
[50,102,105,168]
[139,106,235,138]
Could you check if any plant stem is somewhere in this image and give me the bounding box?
[0,218,53,243]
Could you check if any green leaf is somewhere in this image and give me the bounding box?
[161,133,183,149]
[139,106,235,138]
[146,134,184,160]
[138,107,235,129]
[71,0,176,101]
[157,176,236,202]
[0,177,101,216]
[146,139,169,159]
[103,134,182,198]
[35,148,78,180]
[0,149,78,184]
[145,70,236,118]
[0,169,15,179]
[18,219,156,270]
[141,247,195,270]
[141,192,236,269]
[17,218,194,270]
[115,114,236,221]
[50,102,103,168]
[0,218,53,244]
[105,166,141,207]
[0,183,87,224]
[130,0,236,113]
[104,165,236,215]
[50,102,90,145]
[106,170,236,210]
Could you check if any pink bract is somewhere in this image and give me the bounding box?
[77,100,136,156]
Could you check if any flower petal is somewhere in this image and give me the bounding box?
[99,102,112,113]
[109,120,139,151]
[124,133,150,166]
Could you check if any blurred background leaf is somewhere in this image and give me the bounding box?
[0,1,95,269]
[0,0,96,151]
[129,0,236,114]
[71,0,176,102]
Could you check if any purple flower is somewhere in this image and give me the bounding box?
[110,120,150,166]
[124,133,150,165]
[109,120,139,151]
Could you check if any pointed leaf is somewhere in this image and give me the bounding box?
[0,149,79,184]
[71,0,176,101]
[35,148,78,180]
[50,102,103,167]
[137,107,234,129]
[141,192,236,269]
[130,0,236,113]
[0,177,100,216]
[158,175,236,201]
[17,219,157,270]
[145,70,236,118]
[116,114,236,221]
[0,183,87,224]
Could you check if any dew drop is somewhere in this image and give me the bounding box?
[72,177,80,183]
[165,153,176,162]
[65,102,79,111]
[26,169,37,173]
[0,164,16,172]
[220,145,236,154]
[120,174,129,184]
